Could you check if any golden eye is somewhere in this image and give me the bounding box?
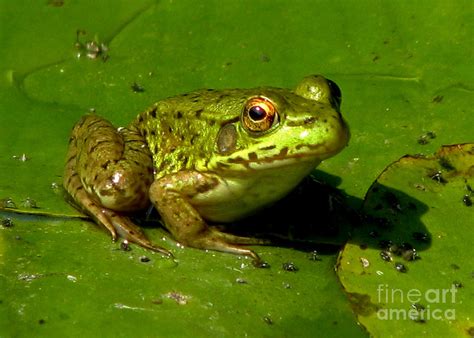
[242,97,279,133]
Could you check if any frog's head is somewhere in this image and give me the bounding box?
[208,75,350,174]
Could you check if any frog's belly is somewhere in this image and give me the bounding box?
[191,162,319,222]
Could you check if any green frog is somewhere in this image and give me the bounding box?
[64,75,349,263]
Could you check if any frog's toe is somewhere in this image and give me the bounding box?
[103,210,173,257]
[179,228,266,265]
[80,207,172,257]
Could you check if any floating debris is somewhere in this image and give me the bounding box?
[282,262,299,272]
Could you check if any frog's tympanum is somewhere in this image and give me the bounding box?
[64,75,349,263]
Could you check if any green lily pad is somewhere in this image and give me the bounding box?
[1,212,365,337]
[0,0,472,336]
[337,144,474,336]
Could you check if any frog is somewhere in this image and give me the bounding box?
[64,75,349,264]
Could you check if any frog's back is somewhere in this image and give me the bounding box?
[133,89,250,177]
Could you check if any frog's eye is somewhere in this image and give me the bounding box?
[242,97,279,134]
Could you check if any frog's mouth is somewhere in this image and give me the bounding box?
[238,146,327,167]
[212,142,344,172]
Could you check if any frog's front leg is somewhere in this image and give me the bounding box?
[64,115,172,257]
[149,171,268,264]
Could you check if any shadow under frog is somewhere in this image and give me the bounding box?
[138,171,432,260]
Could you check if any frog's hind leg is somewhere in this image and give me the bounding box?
[64,115,172,257]
[65,178,171,256]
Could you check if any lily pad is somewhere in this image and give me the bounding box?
[1,212,365,337]
[0,0,472,337]
[336,144,474,336]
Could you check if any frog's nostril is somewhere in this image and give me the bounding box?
[303,117,317,125]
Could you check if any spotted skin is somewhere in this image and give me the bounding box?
[63,75,349,263]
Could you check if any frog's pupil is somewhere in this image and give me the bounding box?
[249,106,266,121]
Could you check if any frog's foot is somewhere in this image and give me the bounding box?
[189,228,269,267]
[67,181,172,257]
[90,203,172,257]
[100,208,173,258]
